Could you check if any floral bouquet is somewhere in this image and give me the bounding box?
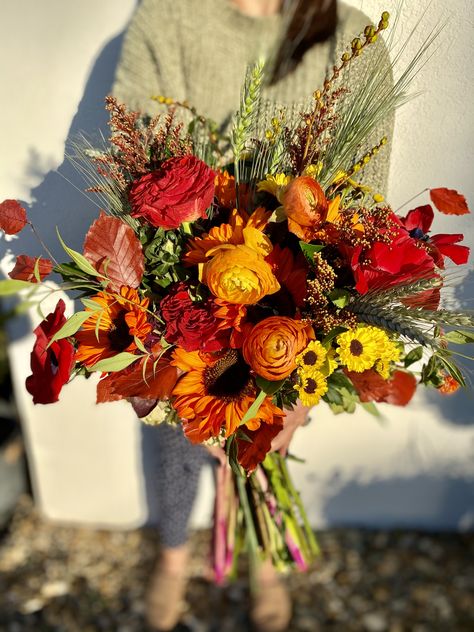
[0,11,472,583]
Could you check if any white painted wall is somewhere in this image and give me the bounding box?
[0,1,473,530]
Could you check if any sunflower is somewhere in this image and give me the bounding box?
[294,368,328,407]
[296,340,327,371]
[75,286,152,367]
[336,325,380,372]
[171,347,284,443]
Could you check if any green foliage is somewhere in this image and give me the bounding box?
[299,242,325,266]
[139,226,186,290]
[323,372,360,414]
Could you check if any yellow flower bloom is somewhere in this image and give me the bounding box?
[257,173,292,202]
[294,368,328,407]
[302,162,323,179]
[296,340,327,371]
[336,325,380,372]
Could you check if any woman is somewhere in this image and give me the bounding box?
[113,1,393,630]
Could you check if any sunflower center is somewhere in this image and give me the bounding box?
[204,350,252,401]
[108,310,134,352]
[304,378,317,394]
[303,350,318,366]
[350,339,363,356]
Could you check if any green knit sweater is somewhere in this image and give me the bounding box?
[112,0,394,195]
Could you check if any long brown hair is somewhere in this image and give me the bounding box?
[270,0,338,83]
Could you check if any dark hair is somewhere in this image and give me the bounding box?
[270,0,338,83]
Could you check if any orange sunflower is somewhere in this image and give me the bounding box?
[75,286,152,367]
[171,347,284,443]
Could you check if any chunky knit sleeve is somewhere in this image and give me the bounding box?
[112,0,187,116]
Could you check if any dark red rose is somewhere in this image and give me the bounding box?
[401,204,469,268]
[160,283,226,352]
[128,156,215,229]
[25,299,75,404]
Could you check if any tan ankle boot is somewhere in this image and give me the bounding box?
[145,563,188,631]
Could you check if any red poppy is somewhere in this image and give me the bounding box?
[25,299,75,404]
[401,204,469,268]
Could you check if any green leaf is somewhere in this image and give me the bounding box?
[322,326,348,346]
[404,346,424,367]
[299,241,324,265]
[56,229,106,279]
[436,353,466,388]
[0,279,36,295]
[81,298,103,311]
[88,352,141,373]
[328,289,351,309]
[444,330,474,345]
[361,401,382,418]
[255,376,285,396]
[33,257,42,283]
[49,311,93,344]
[239,390,266,426]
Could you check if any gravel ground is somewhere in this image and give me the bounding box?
[0,495,473,632]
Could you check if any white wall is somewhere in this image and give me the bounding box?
[0,1,473,530]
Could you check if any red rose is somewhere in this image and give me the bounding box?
[25,299,75,404]
[160,283,226,352]
[128,156,215,229]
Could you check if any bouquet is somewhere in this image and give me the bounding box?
[1,11,472,583]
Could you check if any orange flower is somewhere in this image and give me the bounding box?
[212,299,250,348]
[171,347,284,443]
[185,207,271,264]
[438,375,461,395]
[242,316,314,381]
[282,176,328,241]
[200,243,280,305]
[75,286,151,367]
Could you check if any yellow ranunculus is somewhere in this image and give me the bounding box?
[200,244,280,305]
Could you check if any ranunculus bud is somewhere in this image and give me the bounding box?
[242,316,314,381]
[128,156,215,230]
[282,176,328,240]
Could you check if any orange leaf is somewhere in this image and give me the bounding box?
[430,188,470,216]
[236,421,283,474]
[8,255,53,283]
[0,199,28,234]
[83,212,144,291]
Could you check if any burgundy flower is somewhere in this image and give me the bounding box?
[128,156,215,230]
[160,283,226,352]
[401,204,469,268]
[25,299,75,404]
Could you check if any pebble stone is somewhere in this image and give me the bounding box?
[0,495,473,631]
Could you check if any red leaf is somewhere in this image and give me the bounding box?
[83,212,144,291]
[430,188,470,216]
[0,199,28,234]
[8,255,53,283]
[97,354,178,403]
[346,369,417,407]
[236,421,283,474]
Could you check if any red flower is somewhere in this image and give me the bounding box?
[160,283,227,352]
[346,220,435,294]
[401,204,469,268]
[25,299,75,404]
[346,368,417,406]
[128,156,215,229]
[266,245,308,312]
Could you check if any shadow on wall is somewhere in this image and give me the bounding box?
[1,31,127,340]
[322,472,474,531]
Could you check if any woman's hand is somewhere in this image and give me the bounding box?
[270,401,310,456]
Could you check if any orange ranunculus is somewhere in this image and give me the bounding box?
[282,176,328,241]
[242,316,314,381]
[200,244,280,305]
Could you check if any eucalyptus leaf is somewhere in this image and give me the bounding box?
[56,229,106,279]
[49,310,93,344]
[0,279,36,296]
[88,352,141,373]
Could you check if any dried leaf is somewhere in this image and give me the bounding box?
[236,422,283,474]
[430,188,470,216]
[0,199,28,234]
[83,212,144,291]
[8,255,53,283]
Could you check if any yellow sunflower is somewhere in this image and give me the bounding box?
[336,325,380,372]
[296,340,327,371]
[294,368,328,407]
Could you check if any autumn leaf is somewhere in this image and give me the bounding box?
[430,188,470,216]
[0,199,28,234]
[236,422,283,474]
[8,255,53,283]
[83,212,144,291]
[345,369,417,407]
[96,353,178,403]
